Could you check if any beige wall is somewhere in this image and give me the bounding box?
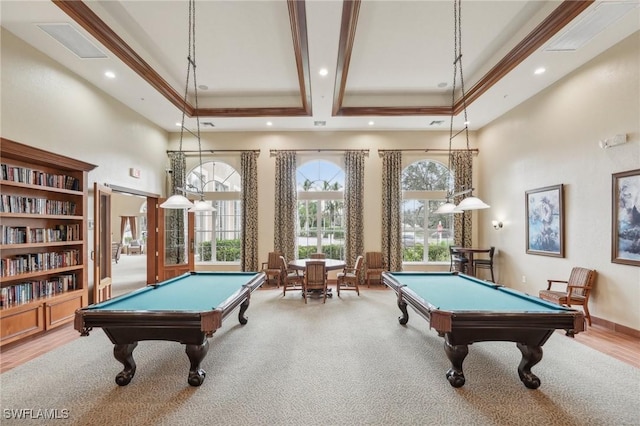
[477,32,640,330]
[0,29,168,195]
[1,29,169,291]
[2,26,638,330]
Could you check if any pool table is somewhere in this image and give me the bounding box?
[74,271,265,387]
[381,272,584,389]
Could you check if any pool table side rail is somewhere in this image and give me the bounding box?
[217,272,265,323]
[381,272,585,335]
[74,272,266,337]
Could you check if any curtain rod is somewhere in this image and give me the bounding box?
[166,149,260,154]
[269,149,369,157]
[378,148,479,157]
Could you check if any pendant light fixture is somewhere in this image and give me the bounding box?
[434,0,489,214]
[161,0,213,212]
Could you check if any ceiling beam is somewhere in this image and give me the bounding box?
[53,0,311,119]
[335,0,594,117]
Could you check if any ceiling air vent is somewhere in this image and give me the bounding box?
[545,1,638,52]
[37,23,107,59]
[314,121,326,127]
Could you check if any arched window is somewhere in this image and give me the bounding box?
[296,159,345,259]
[401,159,454,263]
[186,161,241,264]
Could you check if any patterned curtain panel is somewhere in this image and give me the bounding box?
[240,151,259,271]
[167,152,187,263]
[274,151,298,261]
[381,151,403,272]
[168,152,187,198]
[451,151,473,247]
[344,151,365,267]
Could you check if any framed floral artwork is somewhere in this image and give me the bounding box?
[525,184,564,257]
[612,169,640,266]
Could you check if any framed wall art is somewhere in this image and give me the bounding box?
[612,169,640,266]
[525,184,564,257]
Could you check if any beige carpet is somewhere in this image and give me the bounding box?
[1,288,638,426]
[112,254,147,297]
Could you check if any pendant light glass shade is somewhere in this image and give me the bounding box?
[160,194,194,209]
[455,196,490,211]
[188,199,215,212]
[434,201,463,214]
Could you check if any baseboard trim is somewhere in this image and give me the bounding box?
[591,316,640,338]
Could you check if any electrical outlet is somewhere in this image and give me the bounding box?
[522,275,526,283]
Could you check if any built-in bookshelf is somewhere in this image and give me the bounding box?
[0,137,96,346]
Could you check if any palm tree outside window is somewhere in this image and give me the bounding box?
[402,159,456,263]
[296,159,345,260]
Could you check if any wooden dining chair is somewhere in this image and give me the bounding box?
[449,246,469,274]
[261,251,283,288]
[473,247,495,282]
[539,267,597,326]
[337,255,363,296]
[279,255,304,297]
[304,260,328,303]
[365,252,387,287]
[310,253,326,259]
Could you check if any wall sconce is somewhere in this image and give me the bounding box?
[492,220,503,230]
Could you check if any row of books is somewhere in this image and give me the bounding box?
[0,224,81,245]
[1,163,80,191]
[0,249,80,277]
[0,195,77,215]
[0,274,77,307]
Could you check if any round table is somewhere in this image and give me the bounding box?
[288,258,346,271]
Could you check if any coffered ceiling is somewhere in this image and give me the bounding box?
[1,0,638,132]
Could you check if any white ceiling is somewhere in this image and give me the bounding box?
[1,0,638,133]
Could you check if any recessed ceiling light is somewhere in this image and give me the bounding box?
[104,71,115,79]
[534,67,546,75]
[368,121,375,126]
[437,82,447,88]
[198,85,209,90]
[175,122,182,127]
[319,68,328,77]
[266,121,273,126]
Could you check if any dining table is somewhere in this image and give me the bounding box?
[287,258,346,298]
[288,258,346,272]
[452,247,491,277]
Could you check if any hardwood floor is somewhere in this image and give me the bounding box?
[1,312,639,374]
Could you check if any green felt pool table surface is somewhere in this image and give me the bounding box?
[88,271,262,312]
[385,272,572,312]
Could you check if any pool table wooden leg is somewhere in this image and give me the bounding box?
[113,342,138,386]
[443,335,468,388]
[397,298,409,325]
[516,343,542,389]
[185,339,209,387]
[238,298,250,325]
